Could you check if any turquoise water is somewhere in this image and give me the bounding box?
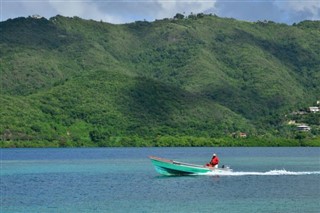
[1,147,319,213]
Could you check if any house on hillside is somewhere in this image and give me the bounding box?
[297,125,311,131]
[231,132,247,138]
[288,120,296,125]
[308,107,319,113]
[239,132,247,138]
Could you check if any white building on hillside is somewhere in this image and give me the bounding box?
[297,125,311,131]
[309,107,319,113]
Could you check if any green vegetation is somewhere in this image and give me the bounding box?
[0,14,319,147]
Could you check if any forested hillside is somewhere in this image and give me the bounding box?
[0,14,319,147]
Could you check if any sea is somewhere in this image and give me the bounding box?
[1,147,319,213]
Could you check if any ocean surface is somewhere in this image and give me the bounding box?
[1,147,319,213]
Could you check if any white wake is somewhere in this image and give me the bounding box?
[204,169,320,176]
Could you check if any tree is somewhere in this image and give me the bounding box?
[174,13,184,20]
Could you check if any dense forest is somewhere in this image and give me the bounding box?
[0,14,319,147]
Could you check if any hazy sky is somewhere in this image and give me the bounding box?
[1,0,320,24]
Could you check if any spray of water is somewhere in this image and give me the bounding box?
[204,170,320,176]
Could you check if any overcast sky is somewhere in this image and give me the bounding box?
[1,0,320,25]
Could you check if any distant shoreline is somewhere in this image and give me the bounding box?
[1,136,319,148]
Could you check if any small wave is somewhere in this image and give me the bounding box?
[205,169,320,176]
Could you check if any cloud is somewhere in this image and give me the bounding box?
[2,0,217,23]
[279,1,319,15]
[275,1,320,22]
[1,0,127,23]
[1,1,52,20]
[1,0,319,24]
[154,0,216,19]
[47,0,124,23]
[94,0,217,23]
[208,0,320,24]
[212,0,280,22]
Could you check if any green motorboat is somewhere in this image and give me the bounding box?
[149,156,232,176]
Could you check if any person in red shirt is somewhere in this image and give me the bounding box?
[206,153,219,168]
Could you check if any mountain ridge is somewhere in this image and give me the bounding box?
[0,14,319,147]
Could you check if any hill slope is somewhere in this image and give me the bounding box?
[0,15,319,147]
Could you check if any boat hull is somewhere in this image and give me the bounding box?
[149,156,231,176]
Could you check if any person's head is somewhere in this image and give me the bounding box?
[212,153,216,157]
